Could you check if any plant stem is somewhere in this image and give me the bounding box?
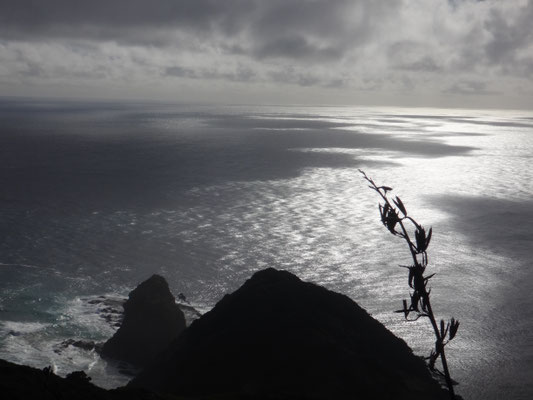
[381,197,455,398]
[421,281,455,399]
[364,175,456,399]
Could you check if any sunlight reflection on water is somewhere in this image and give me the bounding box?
[0,103,532,398]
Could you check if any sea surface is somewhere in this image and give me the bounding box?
[0,99,532,399]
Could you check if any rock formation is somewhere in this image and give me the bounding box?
[0,359,166,400]
[131,268,449,399]
[101,274,186,368]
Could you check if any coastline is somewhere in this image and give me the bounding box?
[1,269,453,399]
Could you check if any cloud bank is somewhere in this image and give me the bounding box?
[1,0,532,108]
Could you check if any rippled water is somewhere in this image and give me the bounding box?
[0,100,532,398]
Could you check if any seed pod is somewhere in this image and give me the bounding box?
[426,227,432,249]
[394,196,407,216]
[415,226,426,252]
[449,318,460,340]
[408,267,414,288]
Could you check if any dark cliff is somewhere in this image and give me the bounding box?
[101,274,186,368]
[0,359,164,400]
[131,268,448,399]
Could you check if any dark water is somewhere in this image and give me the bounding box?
[0,99,532,398]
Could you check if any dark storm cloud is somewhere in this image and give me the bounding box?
[0,0,251,33]
[0,0,254,47]
[245,0,391,61]
[1,0,532,105]
[0,0,396,61]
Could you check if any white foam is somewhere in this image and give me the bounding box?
[1,320,50,335]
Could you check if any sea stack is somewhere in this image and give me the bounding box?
[131,268,448,399]
[101,274,186,368]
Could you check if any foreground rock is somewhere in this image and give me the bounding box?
[101,274,186,368]
[131,268,449,399]
[0,359,164,400]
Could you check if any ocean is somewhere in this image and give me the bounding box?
[0,99,532,399]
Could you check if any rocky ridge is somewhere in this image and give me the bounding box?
[101,274,186,368]
[131,268,449,399]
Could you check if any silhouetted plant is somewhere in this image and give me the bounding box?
[360,170,459,400]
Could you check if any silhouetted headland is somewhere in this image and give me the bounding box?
[101,274,186,368]
[2,269,451,399]
[132,268,449,399]
[0,359,164,400]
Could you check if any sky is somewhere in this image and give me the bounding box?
[0,0,532,109]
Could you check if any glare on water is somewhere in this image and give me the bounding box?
[0,102,532,398]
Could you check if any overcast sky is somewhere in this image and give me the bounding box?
[1,0,532,108]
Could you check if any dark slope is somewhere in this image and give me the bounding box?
[131,268,448,399]
[101,274,186,368]
[0,359,165,400]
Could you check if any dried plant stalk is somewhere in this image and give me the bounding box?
[360,170,459,400]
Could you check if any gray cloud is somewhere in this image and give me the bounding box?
[0,0,532,107]
[387,41,442,72]
[444,80,499,96]
[253,35,343,61]
[0,0,249,32]
[165,65,255,82]
[0,0,397,60]
[483,2,533,65]
[268,68,321,87]
[0,0,257,49]
[165,66,197,79]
